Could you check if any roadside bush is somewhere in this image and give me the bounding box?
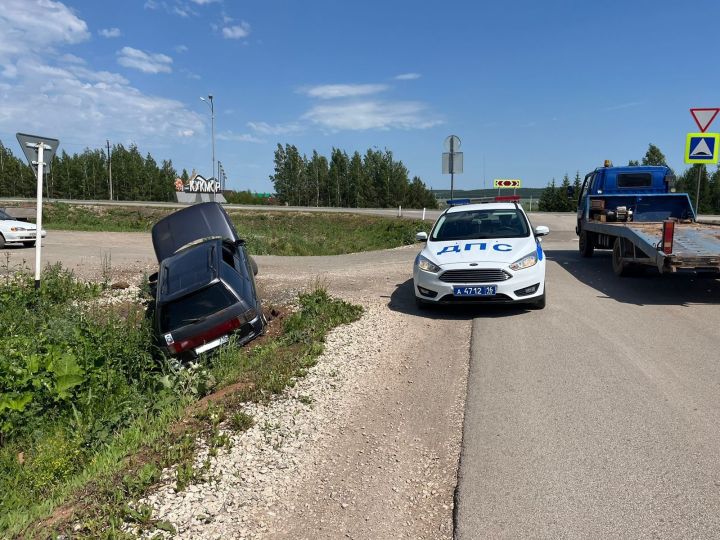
[0,263,173,521]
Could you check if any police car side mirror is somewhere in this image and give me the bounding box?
[415,232,428,242]
[534,226,550,237]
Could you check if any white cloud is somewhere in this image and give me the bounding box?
[144,1,197,17]
[394,73,421,80]
[99,27,121,38]
[301,83,388,99]
[175,44,188,53]
[303,101,441,131]
[117,47,173,74]
[217,131,265,144]
[247,121,303,135]
[172,5,193,17]
[180,68,201,80]
[0,0,89,63]
[191,0,220,4]
[222,22,251,39]
[0,1,204,151]
[59,54,86,65]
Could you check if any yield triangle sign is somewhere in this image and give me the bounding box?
[16,132,59,175]
[690,108,720,132]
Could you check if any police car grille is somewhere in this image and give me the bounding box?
[439,269,510,283]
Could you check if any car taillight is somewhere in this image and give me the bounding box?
[662,220,674,255]
[171,317,242,354]
[240,307,257,323]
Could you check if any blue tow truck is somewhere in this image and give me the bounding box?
[576,162,720,276]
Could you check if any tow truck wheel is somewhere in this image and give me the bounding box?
[612,238,630,277]
[579,230,594,257]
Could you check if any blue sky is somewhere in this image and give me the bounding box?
[2,0,720,193]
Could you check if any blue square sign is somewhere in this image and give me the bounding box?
[685,132,720,164]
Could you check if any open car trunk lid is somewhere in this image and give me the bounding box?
[151,202,240,262]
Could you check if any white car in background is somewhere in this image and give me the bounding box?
[413,202,549,309]
[0,209,46,248]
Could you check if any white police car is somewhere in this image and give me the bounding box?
[413,202,549,309]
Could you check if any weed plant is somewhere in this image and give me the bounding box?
[0,262,176,533]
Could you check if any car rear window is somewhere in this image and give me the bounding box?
[617,173,652,188]
[159,283,236,332]
[431,209,530,241]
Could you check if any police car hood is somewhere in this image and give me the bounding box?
[424,236,536,266]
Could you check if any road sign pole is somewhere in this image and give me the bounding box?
[695,165,702,214]
[33,143,45,289]
[16,134,58,289]
[449,137,455,204]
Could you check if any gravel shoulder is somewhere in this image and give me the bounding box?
[139,246,470,539]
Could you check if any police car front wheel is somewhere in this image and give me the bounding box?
[528,288,546,310]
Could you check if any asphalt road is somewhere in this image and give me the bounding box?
[455,238,720,538]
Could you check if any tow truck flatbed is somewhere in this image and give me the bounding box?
[582,220,720,273]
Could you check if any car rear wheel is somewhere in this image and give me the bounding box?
[612,238,632,277]
[249,256,258,276]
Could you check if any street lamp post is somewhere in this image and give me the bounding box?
[200,95,215,180]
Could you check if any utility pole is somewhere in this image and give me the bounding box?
[106,139,113,200]
[200,95,216,180]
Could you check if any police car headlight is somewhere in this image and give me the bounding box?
[509,252,538,271]
[416,254,441,273]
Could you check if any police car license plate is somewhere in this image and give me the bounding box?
[453,285,497,297]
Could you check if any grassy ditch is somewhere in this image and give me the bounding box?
[37,203,428,255]
[0,263,362,538]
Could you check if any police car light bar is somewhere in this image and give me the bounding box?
[446,198,472,206]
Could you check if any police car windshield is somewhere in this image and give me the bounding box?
[431,209,530,241]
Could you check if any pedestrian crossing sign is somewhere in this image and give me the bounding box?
[685,132,719,164]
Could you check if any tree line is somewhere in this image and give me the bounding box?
[270,144,438,209]
[538,143,720,213]
[0,140,177,201]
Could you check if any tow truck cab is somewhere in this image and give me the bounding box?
[576,164,693,235]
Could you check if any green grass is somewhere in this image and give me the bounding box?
[0,262,362,538]
[228,211,427,256]
[37,203,428,255]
